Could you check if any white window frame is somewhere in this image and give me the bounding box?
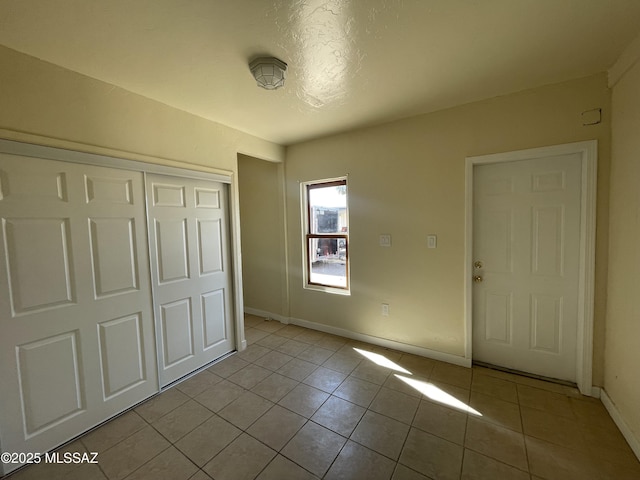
[301,176,350,295]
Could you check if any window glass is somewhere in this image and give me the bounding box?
[308,183,348,234]
[304,179,349,291]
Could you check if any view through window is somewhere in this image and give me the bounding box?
[305,179,349,290]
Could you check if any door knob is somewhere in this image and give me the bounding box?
[473,275,483,283]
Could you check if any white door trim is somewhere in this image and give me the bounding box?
[0,138,246,354]
[464,141,597,395]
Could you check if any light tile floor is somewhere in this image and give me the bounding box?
[8,314,640,480]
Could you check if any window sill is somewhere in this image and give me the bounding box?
[304,284,351,296]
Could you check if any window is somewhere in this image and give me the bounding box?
[302,178,349,293]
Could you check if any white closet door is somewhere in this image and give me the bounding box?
[146,174,234,387]
[0,154,157,475]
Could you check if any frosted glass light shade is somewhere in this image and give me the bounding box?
[249,57,287,90]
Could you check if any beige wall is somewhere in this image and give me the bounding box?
[605,58,640,442]
[285,74,610,381]
[0,45,284,169]
[0,45,616,389]
[238,154,288,317]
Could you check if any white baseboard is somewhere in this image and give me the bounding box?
[590,386,602,399]
[243,307,470,367]
[288,316,471,368]
[244,307,290,325]
[600,388,640,461]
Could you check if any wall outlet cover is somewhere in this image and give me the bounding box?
[379,234,391,247]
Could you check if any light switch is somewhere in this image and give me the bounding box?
[427,235,437,248]
[379,234,391,247]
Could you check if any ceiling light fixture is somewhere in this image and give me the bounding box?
[249,57,287,90]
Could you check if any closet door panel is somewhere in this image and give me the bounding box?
[147,174,234,387]
[0,154,157,475]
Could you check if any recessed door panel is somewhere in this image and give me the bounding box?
[195,188,220,208]
[484,292,512,344]
[161,298,194,367]
[532,206,564,277]
[98,314,146,399]
[17,331,84,436]
[90,218,139,297]
[478,209,513,273]
[155,218,190,283]
[153,184,185,207]
[532,171,565,192]
[202,290,227,348]
[85,176,133,205]
[530,294,562,353]
[198,219,223,275]
[3,218,74,314]
[0,164,67,202]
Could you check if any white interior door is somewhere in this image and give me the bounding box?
[0,154,158,475]
[472,153,582,382]
[146,174,234,387]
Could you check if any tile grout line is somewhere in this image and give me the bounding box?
[247,334,401,478]
[232,338,338,479]
[34,317,632,480]
[516,381,535,479]
[391,380,426,479]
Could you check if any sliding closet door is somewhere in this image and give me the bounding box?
[0,153,157,475]
[146,174,235,387]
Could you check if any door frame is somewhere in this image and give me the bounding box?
[464,141,597,396]
[0,138,247,355]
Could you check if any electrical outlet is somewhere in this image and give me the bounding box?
[381,303,389,316]
[379,234,391,247]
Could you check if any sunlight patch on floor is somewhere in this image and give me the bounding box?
[394,374,482,416]
[352,346,482,416]
[353,348,412,374]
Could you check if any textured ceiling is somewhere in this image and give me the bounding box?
[1,0,639,145]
